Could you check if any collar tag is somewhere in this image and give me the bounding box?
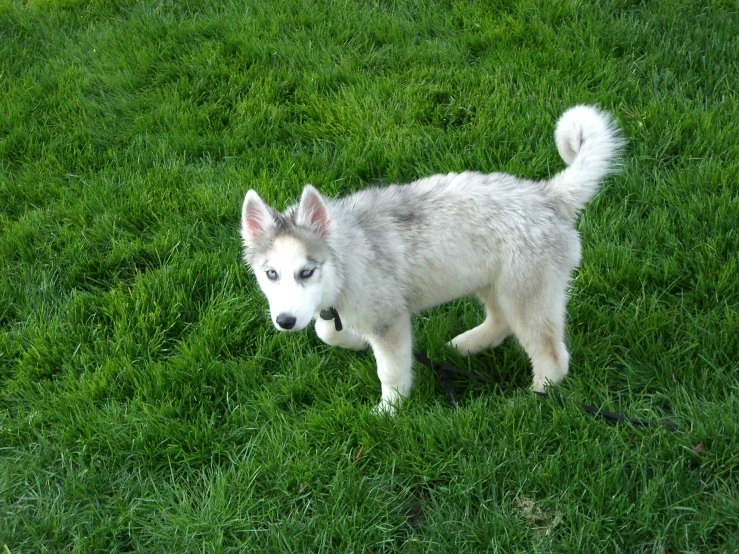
[319,307,343,332]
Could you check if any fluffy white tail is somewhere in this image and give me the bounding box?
[548,105,624,220]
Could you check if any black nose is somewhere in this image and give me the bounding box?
[276,313,297,330]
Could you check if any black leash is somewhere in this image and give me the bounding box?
[413,350,678,431]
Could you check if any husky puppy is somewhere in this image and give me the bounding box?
[241,105,623,413]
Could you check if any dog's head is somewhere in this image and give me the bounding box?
[241,185,338,332]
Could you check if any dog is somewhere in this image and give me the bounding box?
[241,105,623,413]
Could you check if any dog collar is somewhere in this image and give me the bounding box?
[319,307,343,332]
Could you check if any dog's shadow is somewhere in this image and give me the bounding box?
[413,302,534,404]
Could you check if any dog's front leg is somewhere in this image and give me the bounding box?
[315,318,368,351]
[366,313,414,415]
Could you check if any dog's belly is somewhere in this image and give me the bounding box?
[408,262,497,312]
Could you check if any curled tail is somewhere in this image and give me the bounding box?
[548,105,624,220]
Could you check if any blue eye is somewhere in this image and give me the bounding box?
[266,269,278,281]
[298,268,315,280]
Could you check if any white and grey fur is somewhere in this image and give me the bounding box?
[241,105,624,413]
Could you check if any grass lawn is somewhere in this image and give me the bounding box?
[1,0,738,551]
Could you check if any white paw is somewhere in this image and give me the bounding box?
[532,376,548,394]
[532,374,564,394]
[371,400,397,417]
[532,364,568,393]
[449,332,483,357]
[371,389,408,416]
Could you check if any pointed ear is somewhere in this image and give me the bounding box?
[296,184,331,237]
[241,190,274,247]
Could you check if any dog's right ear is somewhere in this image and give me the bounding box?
[241,190,273,247]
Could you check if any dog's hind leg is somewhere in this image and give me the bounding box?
[498,282,570,393]
[315,318,368,351]
[450,287,512,356]
[367,312,414,415]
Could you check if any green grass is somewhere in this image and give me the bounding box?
[1,0,738,551]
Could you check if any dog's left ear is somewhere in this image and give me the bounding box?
[296,184,331,237]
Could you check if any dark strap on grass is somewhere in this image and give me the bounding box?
[413,350,678,431]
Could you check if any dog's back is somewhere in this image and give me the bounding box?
[328,106,623,314]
